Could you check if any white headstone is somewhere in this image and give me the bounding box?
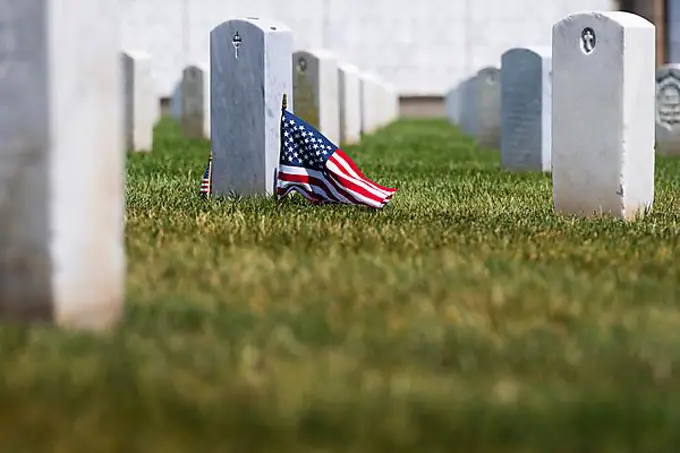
[170,80,182,120]
[552,11,655,219]
[474,66,501,149]
[122,50,155,152]
[0,0,124,328]
[210,18,293,197]
[181,63,210,139]
[655,64,680,155]
[293,49,340,144]
[338,63,361,145]
[383,82,399,124]
[360,72,381,135]
[445,86,460,124]
[500,47,552,171]
[458,76,477,135]
[376,80,390,127]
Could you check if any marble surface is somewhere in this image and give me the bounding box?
[181,63,210,139]
[122,49,155,152]
[293,49,340,144]
[552,11,655,219]
[0,0,124,328]
[210,17,293,197]
[474,66,501,149]
[338,63,361,145]
[359,72,381,135]
[500,47,552,171]
[655,64,680,156]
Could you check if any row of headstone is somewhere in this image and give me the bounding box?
[6,8,656,330]
[447,11,655,220]
[446,67,502,150]
[170,48,398,146]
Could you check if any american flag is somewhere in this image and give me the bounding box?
[277,108,396,208]
[200,154,211,198]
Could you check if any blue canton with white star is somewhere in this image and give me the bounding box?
[280,109,337,170]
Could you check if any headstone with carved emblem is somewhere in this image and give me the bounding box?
[552,11,655,219]
[181,63,210,139]
[655,64,680,155]
[0,0,124,328]
[293,49,340,144]
[474,67,501,149]
[210,17,293,197]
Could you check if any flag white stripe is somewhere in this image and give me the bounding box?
[326,172,384,208]
[277,177,335,201]
[330,153,394,197]
[279,165,352,204]
[326,158,390,203]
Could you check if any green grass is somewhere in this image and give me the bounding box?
[2,117,680,452]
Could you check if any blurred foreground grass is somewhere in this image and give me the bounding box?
[1,118,680,452]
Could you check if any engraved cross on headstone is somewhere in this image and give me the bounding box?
[581,27,595,54]
[232,31,242,59]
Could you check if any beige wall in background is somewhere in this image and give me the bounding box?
[123,0,616,99]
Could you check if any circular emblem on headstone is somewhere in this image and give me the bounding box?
[657,76,680,127]
[297,57,307,72]
[580,27,596,54]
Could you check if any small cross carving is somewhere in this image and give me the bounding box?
[232,31,242,59]
[581,27,595,54]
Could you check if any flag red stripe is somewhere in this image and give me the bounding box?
[326,157,391,203]
[334,149,397,194]
[278,165,355,204]
[325,163,387,205]
[278,167,379,208]
[323,169,380,208]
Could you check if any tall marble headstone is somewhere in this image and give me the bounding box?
[122,50,155,152]
[293,49,340,144]
[500,47,552,171]
[474,67,501,149]
[170,80,182,120]
[360,72,381,135]
[181,63,210,139]
[655,64,680,155]
[0,0,124,328]
[457,76,476,135]
[338,63,361,145]
[210,18,293,197]
[552,12,655,219]
[445,86,460,124]
[383,82,399,125]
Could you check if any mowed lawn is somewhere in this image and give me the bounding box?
[1,117,680,452]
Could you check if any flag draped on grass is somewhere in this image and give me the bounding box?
[276,108,396,208]
[199,103,396,208]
